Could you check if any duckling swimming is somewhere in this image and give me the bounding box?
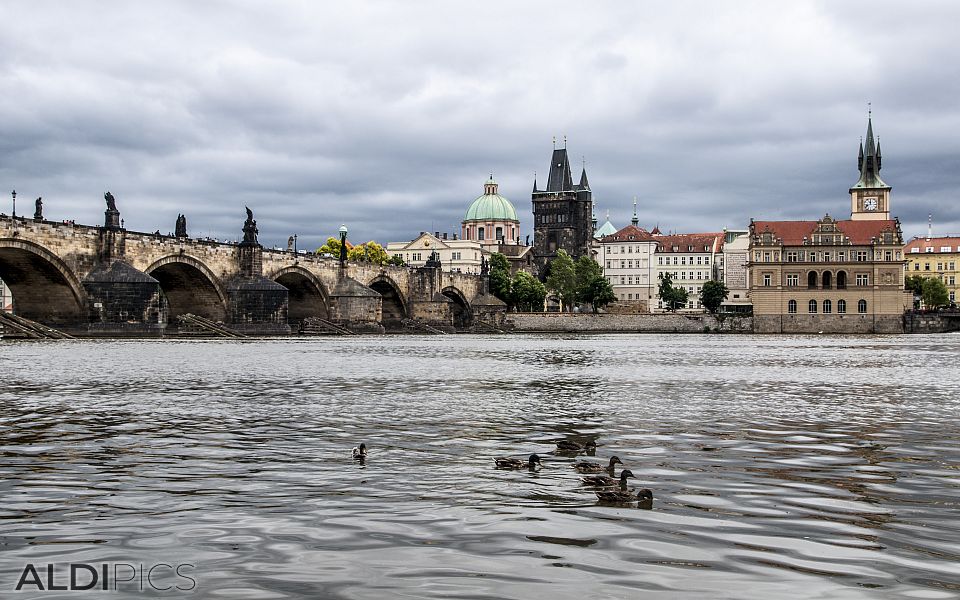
[595,487,653,504]
[556,440,597,452]
[581,469,635,487]
[352,443,367,460]
[573,455,622,474]
[494,454,543,470]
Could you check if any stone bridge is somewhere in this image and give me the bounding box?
[0,208,504,336]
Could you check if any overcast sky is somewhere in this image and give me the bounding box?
[2,1,959,249]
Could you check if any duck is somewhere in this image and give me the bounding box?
[495,454,543,470]
[572,455,622,474]
[596,487,653,504]
[556,440,597,452]
[352,443,367,460]
[581,469,635,487]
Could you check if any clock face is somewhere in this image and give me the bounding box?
[864,197,879,211]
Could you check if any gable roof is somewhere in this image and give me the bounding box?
[904,236,960,253]
[599,224,656,243]
[751,218,900,245]
[654,232,724,253]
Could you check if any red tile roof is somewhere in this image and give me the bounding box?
[600,225,656,243]
[751,219,899,245]
[905,236,960,253]
[654,232,723,253]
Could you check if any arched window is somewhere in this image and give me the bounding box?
[837,271,847,289]
[808,271,818,289]
[808,299,817,313]
[858,299,867,314]
[788,299,797,314]
[822,271,832,289]
[823,299,832,313]
[837,299,846,313]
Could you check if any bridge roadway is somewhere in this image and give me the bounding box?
[0,212,504,335]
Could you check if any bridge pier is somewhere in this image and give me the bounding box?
[224,227,290,335]
[328,273,384,333]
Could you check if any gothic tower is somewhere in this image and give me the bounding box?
[532,143,594,274]
[849,113,891,221]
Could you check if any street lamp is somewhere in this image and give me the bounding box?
[338,224,348,267]
[11,189,15,218]
[293,233,298,254]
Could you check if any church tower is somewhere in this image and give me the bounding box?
[532,142,594,274]
[849,113,891,220]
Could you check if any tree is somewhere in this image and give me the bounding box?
[658,272,688,312]
[489,253,512,306]
[385,254,406,267]
[316,236,343,256]
[545,250,577,311]
[905,274,925,295]
[583,276,616,313]
[699,280,730,315]
[348,241,389,265]
[574,255,603,305]
[511,271,547,312]
[921,277,950,308]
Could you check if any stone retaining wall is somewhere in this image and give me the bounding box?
[502,312,752,333]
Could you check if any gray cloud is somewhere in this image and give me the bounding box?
[2,1,959,252]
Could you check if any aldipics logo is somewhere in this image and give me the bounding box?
[13,563,196,593]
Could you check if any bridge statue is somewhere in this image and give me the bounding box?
[34,197,43,221]
[103,191,121,230]
[242,206,258,245]
[104,192,117,212]
[175,214,187,238]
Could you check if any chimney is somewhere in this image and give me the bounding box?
[443,233,448,240]
[453,233,458,240]
[435,231,440,238]
[927,214,932,241]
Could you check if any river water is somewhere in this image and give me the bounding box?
[1,334,958,599]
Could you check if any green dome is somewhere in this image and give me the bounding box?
[464,177,519,222]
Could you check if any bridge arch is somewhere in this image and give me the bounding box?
[0,238,86,326]
[368,274,407,328]
[145,255,227,322]
[270,265,330,324]
[441,285,472,329]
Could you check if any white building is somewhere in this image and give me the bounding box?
[598,225,658,310]
[720,229,752,312]
[653,232,724,311]
[386,232,484,274]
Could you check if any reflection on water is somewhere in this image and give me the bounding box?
[1,334,959,599]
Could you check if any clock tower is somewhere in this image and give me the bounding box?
[849,113,891,220]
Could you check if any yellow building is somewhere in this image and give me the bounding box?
[904,236,960,305]
[748,115,911,333]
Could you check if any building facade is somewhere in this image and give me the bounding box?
[0,277,11,312]
[904,235,960,305]
[653,233,724,311]
[721,229,751,312]
[599,225,658,311]
[532,145,594,274]
[386,232,483,274]
[748,116,911,333]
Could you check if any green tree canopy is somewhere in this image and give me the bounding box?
[658,272,688,312]
[348,241,389,265]
[385,254,406,267]
[583,276,616,313]
[905,274,925,295]
[574,255,603,304]
[511,271,546,312]
[545,250,577,311]
[489,253,512,306]
[699,280,730,315]
[316,236,343,256]
[921,277,950,308]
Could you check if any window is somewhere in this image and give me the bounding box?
[914,263,920,271]
[808,299,817,313]
[823,251,831,262]
[412,253,422,261]
[949,262,956,270]
[495,227,503,240]
[937,263,943,271]
[452,251,461,260]
[885,251,892,261]
[822,271,832,289]
[808,271,818,289]
[658,257,663,265]
[809,252,817,263]
[788,299,797,313]
[837,299,847,314]
[787,251,798,263]
[838,251,846,262]
[478,227,485,241]
[856,273,869,286]
[786,274,799,286]
[925,263,930,271]
[628,246,633,253]
[837,271,847,289]
[823,299,832,314]
[681,256,687,265]
[949,276,956,286]
[856,251,868,262]
[606,260,611,268]
[763,274,771,287]
[620,277,625,285]
[764,252,771,263]
[704,256,710,265]
[620,260,625,269]
[858,299,867,314]
[697,256,702,265]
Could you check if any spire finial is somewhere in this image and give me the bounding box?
[868,101,872,118]
[552,136,556,149]
[563,135,567,148]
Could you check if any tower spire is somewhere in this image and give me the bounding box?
[631,196,639,226]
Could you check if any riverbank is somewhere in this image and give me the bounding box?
[502,312,752,333]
